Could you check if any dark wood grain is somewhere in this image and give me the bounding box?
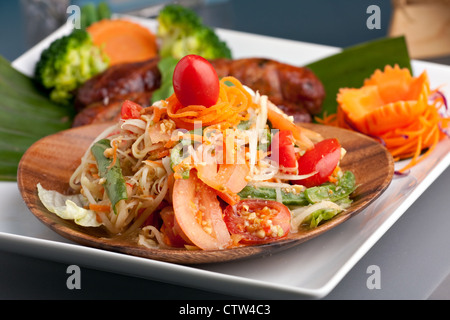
[17,123,394,264]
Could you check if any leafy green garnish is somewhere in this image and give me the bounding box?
[151,56,179,103]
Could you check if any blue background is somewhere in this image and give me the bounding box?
[0,0,392,61]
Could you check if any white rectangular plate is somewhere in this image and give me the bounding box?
[2,18,450,299]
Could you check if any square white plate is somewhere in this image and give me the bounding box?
[1,17,450,299]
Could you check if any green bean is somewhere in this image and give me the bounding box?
[304,171,356,203]
[238,171,356,206]
[238,185,309,206]
[91,139,128,214]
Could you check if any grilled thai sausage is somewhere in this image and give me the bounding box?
[74,57,161,111]
[72,57,324,126]
[72,92,153,127]
[210,58,325,123]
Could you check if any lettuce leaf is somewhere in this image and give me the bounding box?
[37,183,102,227]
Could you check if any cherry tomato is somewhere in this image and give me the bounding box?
[120,100,143,119]
[291,138,341,188]
[173,54,220,108]
[172,171,231,250]
[223,199,291,244]
[271,130,298,173]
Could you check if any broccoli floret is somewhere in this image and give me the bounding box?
[157,4,232,60]
[34,29,109,105]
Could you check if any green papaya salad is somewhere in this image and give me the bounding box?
[38,55,357,250]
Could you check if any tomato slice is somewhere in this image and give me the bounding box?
[196,162,249,194]
[159,207,189,248]
[271,130,298,174]
[172,171,231,250]
[223,199,291,244]
[291,138,341,188]
[173,54,220,108]
[120,100,143,119]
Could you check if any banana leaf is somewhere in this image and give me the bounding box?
[0,55,73,181]
[306,36,411,118]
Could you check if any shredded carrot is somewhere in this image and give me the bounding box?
[328,166,341,183]
[89,203,111,213]
[267,102,316,150]
[317,64,450,172]
[87,19,158,65]
[156,149,170,159]
[151,105,167,123]
[166,76,254,130]
[215,189,240,205]
[315,112,338,126]
[163,139,179,149]
[107,140,119,169]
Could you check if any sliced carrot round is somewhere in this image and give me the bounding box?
[87,19,158,65]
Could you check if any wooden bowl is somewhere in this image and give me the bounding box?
[17,123,394,264]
